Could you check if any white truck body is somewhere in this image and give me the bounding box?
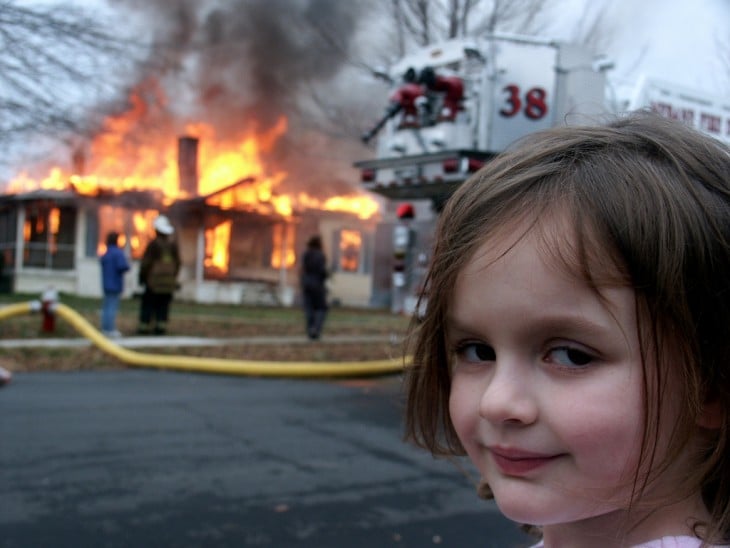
[356,34,729,205]
[356,34,610,203]
[628,76,730,145]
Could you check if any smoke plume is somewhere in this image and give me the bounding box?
[94,0,380,197]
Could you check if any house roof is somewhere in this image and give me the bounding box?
[0,189,78,203]
[0,187,165,210]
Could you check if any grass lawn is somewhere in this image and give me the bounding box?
[0,293,413,373]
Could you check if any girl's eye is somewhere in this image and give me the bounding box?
[546,346,593,368]
[456,343,496,363]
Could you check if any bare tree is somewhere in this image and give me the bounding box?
[383,0,549,53]
[0,1,137,148]
[303,0,554,140]
[559,2,616,57]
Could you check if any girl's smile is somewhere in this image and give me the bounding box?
[487,446,565,476]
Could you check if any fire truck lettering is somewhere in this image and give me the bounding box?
[680,109,694,124]
[700,112,721,134]
[500,85,548,120]
[651,102,675,119]
[524,88,548,120]
[499,84,521,117]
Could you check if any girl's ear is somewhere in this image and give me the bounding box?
[697,398,723,430]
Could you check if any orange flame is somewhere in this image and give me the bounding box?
[339,229,362,272]
[49,207,60,254]
[95,205,157,258]
[7,106,377,221]
[205,221,232,273]
[271,223,296,269]
[6,83,380,276]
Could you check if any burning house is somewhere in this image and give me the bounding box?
[0,0,392,307]
[0,131,381,307]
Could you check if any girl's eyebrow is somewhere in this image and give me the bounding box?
[444,316,482,337]
[445,312,615,340]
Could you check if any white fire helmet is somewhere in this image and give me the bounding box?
[153,215,174,235]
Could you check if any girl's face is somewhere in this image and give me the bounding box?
[446,221,701,542]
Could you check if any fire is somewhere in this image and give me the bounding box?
[7,97,378,220]
[339,229,362,272]
[271,223,296,269]
[10,168,71,193]
[96,206,159,258]
[5,82,380,277]
[204,171,289,216]
[193,118,285,190]
[317,195,380,220]
[48,208,60,254]
[205,221,231,273]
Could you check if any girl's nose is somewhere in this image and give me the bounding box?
[478,360,538,426]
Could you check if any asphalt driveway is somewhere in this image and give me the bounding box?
[0,369,531,547]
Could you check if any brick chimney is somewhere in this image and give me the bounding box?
[177,136,199,196]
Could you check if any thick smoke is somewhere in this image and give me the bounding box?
[100,0,380,197]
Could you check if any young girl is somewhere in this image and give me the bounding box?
[404,112,730,547]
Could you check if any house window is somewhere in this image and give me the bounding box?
[0,206,17,270]
[206,219,296,280]
[91,205,159,260]
[334,229,370,274]
[271,222,295,269]
[204,220,232,276]
[22,203,76,270]
[225,219,275,278]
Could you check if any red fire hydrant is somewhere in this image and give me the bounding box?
[40,287,58,333]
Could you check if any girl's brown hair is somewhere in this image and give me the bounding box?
[403,111,730,541]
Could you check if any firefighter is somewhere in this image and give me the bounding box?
[137,215,181,335]
[418,66,465,122]
[361,68,427,143]
[390,79,426,129]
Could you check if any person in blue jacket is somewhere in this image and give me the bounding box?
[100,231,130,337]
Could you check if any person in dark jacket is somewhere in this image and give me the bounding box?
[300,235,328,340]
[100,231,130,337]
[137,215,181,335]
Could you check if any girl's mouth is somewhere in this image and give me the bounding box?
[488,447,560,476]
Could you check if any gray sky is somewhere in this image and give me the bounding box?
[2,0,728,184]
[548,0,730,96]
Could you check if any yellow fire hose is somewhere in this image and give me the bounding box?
[0,301,408,378]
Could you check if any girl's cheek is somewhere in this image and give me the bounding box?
[449,386,477,445]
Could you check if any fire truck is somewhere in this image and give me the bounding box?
[356,33,730,312]
[355,33,611,208]
[356,33,730,208]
